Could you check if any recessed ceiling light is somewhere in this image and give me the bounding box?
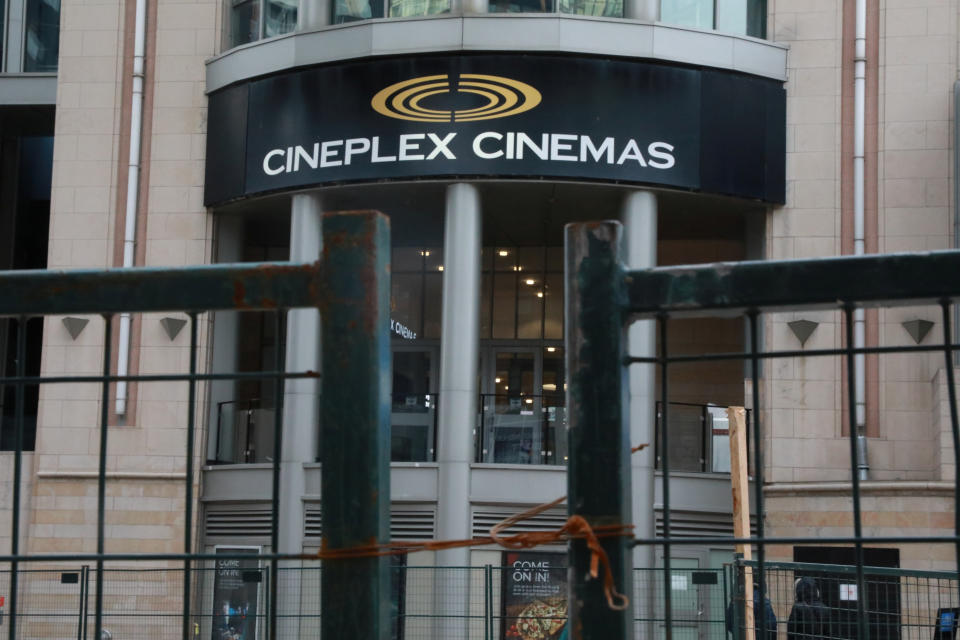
[438,265,444,271]
[525,279,535,285]
[498,250,509,257]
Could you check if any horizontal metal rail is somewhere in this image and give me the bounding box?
[625,250,960,317]
[0,261,323,315]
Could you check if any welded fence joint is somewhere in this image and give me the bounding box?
[564,221,633,640]
[624,250,960,318]
[0,260,324,316]
[319,211,392,640]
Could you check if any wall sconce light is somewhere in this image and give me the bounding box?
[788,319,819,347]
[902,319,934,344]
[62,317,89,340]
[160,317,187,341]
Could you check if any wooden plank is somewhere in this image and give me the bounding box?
[728,406,754,637]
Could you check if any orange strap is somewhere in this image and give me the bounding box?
[314,443,650,612]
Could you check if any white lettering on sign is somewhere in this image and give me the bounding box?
[390,319,417,340]
[261,132,676,177]
[512,559,551,584]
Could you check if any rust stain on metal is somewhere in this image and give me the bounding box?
[233,281,248,309]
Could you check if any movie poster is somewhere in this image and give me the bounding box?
[212,546,261,640]
[501,551,567,640]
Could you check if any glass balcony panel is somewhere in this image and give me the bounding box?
[478,393,565,466]
[23,0,60,72]
[214,399,276,464]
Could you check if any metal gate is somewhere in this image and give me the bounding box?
[563,221,960,640]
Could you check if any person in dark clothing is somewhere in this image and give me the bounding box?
[787,577,830,639]
[726,585,778,640]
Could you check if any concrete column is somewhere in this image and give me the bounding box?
[206,215,244,462]
[278,193,323,636]
[624,0,658,20]
[434,183,481,636]
[621,190,657,576]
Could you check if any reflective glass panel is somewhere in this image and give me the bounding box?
[389,0,450,17]
[660,0,713,30]
[715,0,746,35]
[391,351,434,462]
[492,272,517,339]
[23,0,60,72]
[559,0,621,17]
[516,275,542,339]
[264,0,297,37]
[229,0,260,47]
[1,0,5,70]
[489,352,536,463]
[543,273,563,340]
[334,0,384,22]
[391,273,423,338]
[489,0,553,11]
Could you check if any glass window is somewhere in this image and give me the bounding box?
[558,0,621,16]
[489,0,553,15]
[389,0,450,17]
[492,272,517,339]
[23,0,60,72]
[390,247,442,341]
[516,275,542,339]
[1,0,5,70]
[482,246,563,341]
[334,0,384,23]
[264,0,297,37]
[661,0,766,37]
[229,0,260,47]
[391,350,435,462]
[660,0,713,30]
[715,0,746,34]
[392,273,423,338]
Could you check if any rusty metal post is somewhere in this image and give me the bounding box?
[565,221,633,640]
[320,210,391,640]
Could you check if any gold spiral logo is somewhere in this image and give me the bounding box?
[371,74,542,123]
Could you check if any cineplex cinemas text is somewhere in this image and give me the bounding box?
[261,131,677,176]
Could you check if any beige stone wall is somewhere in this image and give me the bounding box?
[765,487,955,571]
[765,0,959,485]
[28,0,216,564]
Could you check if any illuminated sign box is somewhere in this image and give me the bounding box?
[206,54,785,206]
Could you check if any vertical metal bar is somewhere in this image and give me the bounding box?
[843,305,869,640]
[77,565,86,640]
[484,564,492,640]
[94,314,113,640]
[320,211,392,640]
[659,315,672,640]
[83,565,90,640]
[7,316,26,640]
[270,309,285,640]
[564,221,633,640]
[182,313,199,638]
[939,301,960,585]
[747,311,766,632]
